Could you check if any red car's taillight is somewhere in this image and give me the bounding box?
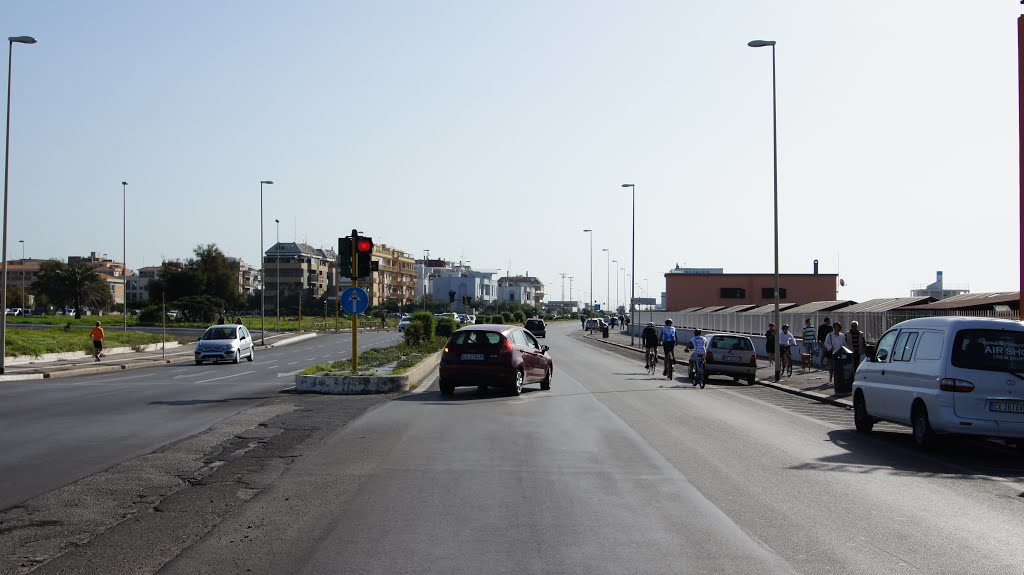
[939,378,975,393]
[706,351,714,363]
[500,337,513,355]
[750,353,757,366]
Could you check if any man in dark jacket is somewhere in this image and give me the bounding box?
[641,322,659,368]
[817,317,833,369]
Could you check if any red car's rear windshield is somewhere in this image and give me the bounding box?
[449,331,503,346]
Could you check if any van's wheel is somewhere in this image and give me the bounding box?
[746,375,756,385]
[195,360,202,365]
[541,366,552,390]
[510,369,524,396]
[912,403,936,448]
[853,391,874,432]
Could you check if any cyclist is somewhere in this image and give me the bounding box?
[686,328,708,386]
[641,322,659,369]
[779,324,797,376]
[659,319,677,376]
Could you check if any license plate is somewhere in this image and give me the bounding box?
[989,401,1024,414]
[461,353,484,361]
[723,355,740,362]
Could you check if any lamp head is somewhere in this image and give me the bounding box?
[260,180,274,185]
[621,183,634,188]
[121,181,127,186]
[583,229,592,232]
[747,40,776,48]
[9,36,36,45]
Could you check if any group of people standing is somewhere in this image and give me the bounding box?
[766,316,866,383]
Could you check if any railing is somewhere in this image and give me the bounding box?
[631,308,1020,342]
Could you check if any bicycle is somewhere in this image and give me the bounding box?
[780,346,793,377]
[645,347,658,375]
[690,353,706,389]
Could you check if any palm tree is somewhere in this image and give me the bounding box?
[32,261,114,319]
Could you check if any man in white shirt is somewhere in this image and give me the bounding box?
[824,321,847,383]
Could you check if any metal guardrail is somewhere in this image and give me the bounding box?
[631,309,1020,343]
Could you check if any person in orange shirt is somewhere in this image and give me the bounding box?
[90,321,104,362]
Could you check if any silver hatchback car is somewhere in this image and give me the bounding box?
[195,324,255,365]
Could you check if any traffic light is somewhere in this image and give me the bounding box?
[448,289,456,303]
[338,237,353,278]
[355,236,373,279]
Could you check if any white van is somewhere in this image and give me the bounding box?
[852,317,1024,448]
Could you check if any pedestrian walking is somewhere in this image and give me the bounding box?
[817,317,832,369]
[765,323,776,366]
[90,321,105,362]
[801,318,816,359]
[847,320,866,367]
[581,316,586,329]
[823,321,847,383]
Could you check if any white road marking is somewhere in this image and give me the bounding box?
[169,368,188,373]
[194,370,255,384]
[264,365,280,370]
[287,361,299,365]
[277,369,302,377]
[174,373,206,379]
[412,372,439,394]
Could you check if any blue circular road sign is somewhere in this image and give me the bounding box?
[341,287,369,315]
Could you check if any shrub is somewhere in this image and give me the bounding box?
[138,305,164,324]
[403,322,425,345]
[411,311,435,341]
[513,311,526,323]
[501,312,513,323]
[489,314,502,324]
[474,316,485,324]
[436,317,457,337]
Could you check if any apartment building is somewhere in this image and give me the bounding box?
[264,243,338,310]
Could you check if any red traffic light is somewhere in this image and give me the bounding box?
[356,238,373,253]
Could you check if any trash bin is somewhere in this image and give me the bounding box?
[602,324,610,338]
[832,345,855,395]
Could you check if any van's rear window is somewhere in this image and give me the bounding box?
[449,331,502,346]
[951,329,1024,372]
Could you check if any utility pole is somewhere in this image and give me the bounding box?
[559,272,567,302]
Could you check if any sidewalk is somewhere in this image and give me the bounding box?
[0,331,319,382]
[581,328,853,408]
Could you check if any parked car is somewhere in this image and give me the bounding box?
[439,324,553,396]
[689,333,757,385]
[585,318,606,330]
[852,317,1024,448]
[398,317,414,332]
[434,312,459,323]
[194,324,255,365]
[525,317,547,338]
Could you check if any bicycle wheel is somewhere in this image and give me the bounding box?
[697,362,706,389]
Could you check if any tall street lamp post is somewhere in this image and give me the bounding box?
[612,259,618,313]
[275,219,280,332]
[0,35,36,375]
[748,38,781,382]
[259,180,273,345]
[18,239,24,309]
[122,181,127,332]
[422,249,430,311]
[602,248,610,313]
[622,184,636,345]
[583,229,593,315]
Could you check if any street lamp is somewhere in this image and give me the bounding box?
[422,249,430,311]
[748,38,781,382]
[122,181,127,332]
[0,35,36,374]
[612,259,619,313]
[259,180,273,345]
[620,266,625,315]
[622,183,636,345]
[18,239,24,309]
[275,218,280,332]
[583,229,593,315]
[602,248,610,314]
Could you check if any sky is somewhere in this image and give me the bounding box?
[2,0,1021,309]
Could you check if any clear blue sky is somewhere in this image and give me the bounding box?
[3,1,1020,307]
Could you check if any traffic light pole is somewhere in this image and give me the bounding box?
[351,229,359,373]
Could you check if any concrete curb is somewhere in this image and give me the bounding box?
[6,342,182,366]
[295,351,441,395]
[581,333,853,408]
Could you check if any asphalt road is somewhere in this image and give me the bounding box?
[0,330,403,510]
[156,322,1024,575]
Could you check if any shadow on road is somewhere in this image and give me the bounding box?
[786,428,1024,482]
[149,396,274,406]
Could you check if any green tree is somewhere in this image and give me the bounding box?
[147,244,244,308]
[31,260,114,319]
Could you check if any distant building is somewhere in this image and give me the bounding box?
[227,258,259,296]
[264,243,338,311]
[664,266,836,311]
[497,275,545,308]
[911,271,969,301]
[126,266,162,304]
[366,243,418,307]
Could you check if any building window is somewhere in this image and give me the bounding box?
[720,288,746,299]
[761,287,787,299]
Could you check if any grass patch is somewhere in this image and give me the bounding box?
[6,328,178,358]
[301,337,444,376]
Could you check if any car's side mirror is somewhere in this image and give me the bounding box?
[541,345,549,353]
[874,349,887,362]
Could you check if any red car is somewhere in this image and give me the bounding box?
[439,324,553,396]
